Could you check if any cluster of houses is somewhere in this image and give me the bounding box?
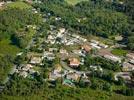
[90,40,108,49]
[49,64,90,87]
[46,28,87,45]
[15,64,36,78]
[13,23,134,87]
[98,49,122,63]
[123,53,134,72]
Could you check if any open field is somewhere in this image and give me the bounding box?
[0,39,21,82]
[6,1,31,9]
[65,0,88,5]
[111,48,128,56]
[0,39,21,57]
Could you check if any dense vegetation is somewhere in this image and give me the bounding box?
[124,0,134,50]
[0,71,133,100]
[0,2,41,82]
[34,0,129,38]
[0,8,41,48]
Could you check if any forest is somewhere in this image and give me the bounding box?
[0,3,42,82]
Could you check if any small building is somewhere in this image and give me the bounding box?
[81,44,92,52]
[59,28,65,34]
[126,53,134,60]
[99,43,108,48]
[66,72,80,82]
[19,71,28,78]
[60,49,68,55]
[0,2,5,7]
[49,48,58,52]
[90,43,101,49]
[90,40,99,44]
[104,55,121,63]
[43,51,55,61]
[69,58,80,68]
[129,59,134,65]
[21,64,33,71]
[30,56,42,65]
[122,62,134,72]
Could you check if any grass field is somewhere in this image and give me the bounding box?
[65,0,88,5]
[111,48,128,56]
[6,1,31,9]
[0,39,21,82]
[0,39,21,56]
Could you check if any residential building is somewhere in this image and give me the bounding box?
[126,53,134,60]
[66,72,80,82]
[81,44,92,52]
[69,58,80,68]
[60,49,68,55]
[104,55,121,63]
[30,56,42,65]
[99,43,108,48]
[122,62,134,72]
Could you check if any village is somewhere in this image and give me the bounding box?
[13,25,134,87]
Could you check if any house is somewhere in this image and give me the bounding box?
[99,43,108,48]
[122,62,134,72]
[90,65,103,71]
[72,50,82,56]
[98,49,121,63]
[19,71,28,78]
[66,72,80,81]
[25,0,33,4]
[114,72,131,81]
[0,2,5,7]
[90,43,101,49]
[79,37,87,42]
[60,49,68,55]
[69,58,80,68]
[49,48,58,52]
[30,56,42,65]
[55,17,61,21]
[129,59,134,65]
[104,55,121,63]
[54,64,62,73]
[81,44,92,52]
[21,64,33,71]
[126,53,134,60]
[59,28,65,34]
[90,40,99,44]
[43,51,55,60]
[72,34,80,39]
[16,52,23,56]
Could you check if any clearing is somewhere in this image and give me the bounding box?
[65,0,88,5]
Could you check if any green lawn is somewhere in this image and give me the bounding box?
[0,39,21,56]
[0,39,21,82]
[111,48,128,56]
[6,1,31,9]
[65,0,88,5]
